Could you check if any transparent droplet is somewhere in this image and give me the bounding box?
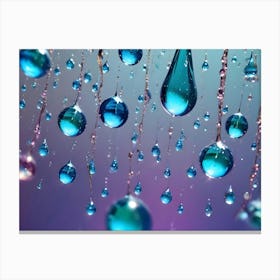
[138,150,144,162]
[92,83,99,92]
[86,200,97,216]
[37,99,43,110]
[137,94,144,103]
[244,52,258,82]
[225,112,248,139]
[193,118,200,129]
[19,153,36,181]
[160,50,197,117]
[243,192,250,200]
[88,159,96,175]
[72,79,81,91]
[231,56,237,63]
[177,203,184,214]
[110,159,119,173]
[134,182,142,195]
[202,60,209,71]
[59,161,76,184]
[252,182,258,189]
[156,155,161,163]
[175,139,183,151]
[45,111,52,121]
[21,84,27,92]
[199,141,234,178]
[102,61,109,73]
[118,49,143,66]
[205,201,213,217]
[36,180,43,190]
[31,81,37,89]
[151,102,156,112]
[224,186,236,205]
[58,104,87,137]
[142,64,147,72]
[101,187,109,198]
[131,132,138,144]
[38,139,49,157]
[129,71,134,79]
[203,112,210,121]
[19,99,26,109]
[151,144,161,157]
[186,165,197,178]
[20,49,51,78]
[135,106,140,114]
[248,93,253,101]
[54,66,61,76]
[84,72,92,83]
[106,195,152,230]
[163,167,171,178]
[53,80,58,89]
[99,96,129,128]
[161,188,172,204]
[66,58,75,70]
[222,105,229,114]
[251,143,257,151]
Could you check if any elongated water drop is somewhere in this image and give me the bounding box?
[161,188,172,204]
[225,112,248,139]
[163,167,171,178]
[203,112,210,121]
[251,142,257,151]
[72,79,81,90]
[134,182,142,195]
[224,185,236,205]
[92,83,99,92]
[202,60,209,71]
[118,49,143,66]
[205,200,213,217]
[38,139,48,157]
[19,99,26,109]
[131,132,138,144]
[186,165,197,178]
[101,187,109,198]
[175,139,183,151]
[88,159,96,175]
[86,200,97,216]
[151,144,161,157]
[102,61,109,73]
[160,50,197,117]
[177,203,184,214]
[45,111,52,121]
[138,150,144,161]
[244,52,258,82]
[110,159,119,173]
[59,161,76,184]
[20,153,36,181]
[54,67,61,76]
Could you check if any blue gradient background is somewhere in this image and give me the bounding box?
[19,49,261,231]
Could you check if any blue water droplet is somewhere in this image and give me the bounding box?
[138,150,144,161]
[21,84,27,92]
[138,94,144,103]
[225,112,248,139]
[231,56,237,63]
[37,99,43,110]
[66,58,75,70]
[151,144,161,157]
[203,112,210,121]
[118,49,143,66]
[45,111,52,121]
[99,96,129,128]
[205,201,213,217]
[222,105,229,114]
[224,186,235,205]
[38,139,49,157]
[193,119,200,129]
[131,132,138,144]
[151,102,156,112]
[20,49,51,78]
[202,60,209,71]
[59,161,76,184]
[135,106,140,114]
[134,182,142,195]
[19,99,26,109]
[186,165,197,178]
[175,139,183,151]
[142,64,147,72]
[177,203,184,214]
[102,61,109,73]
[106,195,152,230]
[161,188,172,204]
[31,81,37,89]
[92,83,99,92]
[110,159,119,173]
[129,71,134,79]
[156,155,161,163]
[244,52,258,82]
[163,167,171,178]
[58,104,87,137]
[36,180,43,190]
[88,159,96,175]
[54,67,61,76]
[72,79,81,91]
[251,142,257,151]
[86,200,97,216]
[161,50,197,117]
[84,72,92,83]
[252,182,258,189]
[199,141,234,178]
[101,187,109,198]
[53,80,58,89]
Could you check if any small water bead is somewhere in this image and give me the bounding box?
[86,200,97,216]
[45,111,52,121]
[66,58,75,70]
[53,80,58,89]
[205,201,213,217]
[20,49,51,78]
[19,99,26,109]
[38,139,49,157]
[250,143,256,151]
[151,144,161,157]
[138,150,144,161]
[177,203,184,214]
[129,71,134,79]
[31,82,37,89]
[138,94,144,103]
[88,159,96,175]
[102,61,109,73]
[72,79,81,91]
[92,83,99,92]
[135,107,140,114]
[224,186,236,205]
[199,141,234,178]
[37,99,43,110]
[231,56,237,63]
[193,118,200,129]
[118,49,143,66]
[59,161,76,184]
[54,67,61,76]
[243,191,250,200]
[156,155,161,163]
[36,180,43,190]
[99,96,129,128]
[134,182,142,195]
[58,104,87,137]
[252,182,258,189]
[101,187,109,198]
[142,64,147,72]
[84,72,92,83]
[19,153,36,181]
[244,52,258,82]
[175,139,183,151]
[225,112,248,139]
[202,60,209,71]
[203,112,210,121]
[151,103,156,112]
[161,188,172,204]
[131,132,138,144]
[21,84,27,92]
[163,167,171,178]
[186,166,197,178]
[110,159,119,173]
[106,195,152,230]
[222,105,229,114]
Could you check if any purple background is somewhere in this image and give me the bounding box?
[19,49,261,231]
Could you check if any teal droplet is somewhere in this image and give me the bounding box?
[72,79,81,90]
[244,52,258,82]
[54,67,61,76]
[92,83,99,92]
[205,201,213,217]
[163,167,171,178]
[224,186,235,205]
[59,161,76,184]
[66,58,75,70]
[45,111,52,121]
[131,132,138,144]
[202,60,209,71]
[84,72,92,83]
[138,151,144,161]
[118,49,143,66]
[88,159,96,175]
[203,112,210,121]
[86,200,97,216]
[38,139,48,157]
[225,112,248,139]
[193,119,200,129]
[161,188,172,204]
[177,203,184,214]
[101,187,109,198]
[134,182,142,195]
[186,165,197,178]
[102,61,109,73]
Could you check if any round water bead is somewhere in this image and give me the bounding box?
[99,96,129,128]
[224,186,236,205]
[175,139,183,151]
[59,161,76,184]
[186,165,197,178]
[193,119,200,129]
[20,49,51,78]
[86,200,97,216]
[84,72,92,83]
[58,105,87,137]
[110,159,119,173]
[203,112,210,121]
[118,49,143,66]
[163,167,171,178]
[160,188,172,204]
[199,141,234,178]
[92,83,99,92]
[72,79,81,90]
[54,67,61,76]
[137,150,144,161]
[151,144,161,157]
[19,153,36,181]
[102,62,109,73]
[106,195,152,230]
[225,112,248,139]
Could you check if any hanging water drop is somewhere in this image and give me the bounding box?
[88,159,96,175]
[193,118,200,129]
[66,58,75,70]
[224,185,236,205]
[58,104,87,137]
[31,82,37,89]
[138,94,144,103]
[225,112,248,139]
[222,105,229,114]
[186,165,197,178]
[131,132,138,144]
[101,187,109,198]
[205,201,213,217]
[102,61,109,73]
[59,161,76,184]
[20,49,51,78]
[177,203,184,214]
[251,142,257,151]
[110,159,119,173]
[138,150,144,161]
[45,111,52,121]
[202,60,209,71]
[21,84,27,92]
[134,182,142,195]
[37,99,43,110]
[160,50,197,117]
[72,79,81,91]
[99,96,129,128]
[151,144,161,157]
[19,153,36,181]
[118,49,143,66]
[106,195,152,230]
[151,102,156,112]
[36,180,43,190]
[156,155,161,163]
[244,52,258,82]
[175,139,183,151]
[84,72,92,83]
[38,139,49,157]
[203,112,210,121]
[86,200,97,216]
[160,188,172,204]
[19,99,26,109]
[163,167,171,178]
[231,56,237,63]
[92,83,99,92]
[54,66,61,76]
[53,81,58,89]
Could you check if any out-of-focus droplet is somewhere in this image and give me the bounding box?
[151,102,156,112]
[248,93,253,101]
[37,99,43,110]
[177,203,184,214]
[118,49,143,66]
[36,180,43,190]
[231,56,237,63]
[161,188,172,204]
[20,153,36,181]
[19,99,26,109]
[86,200,97,216]
[59,161,76,184]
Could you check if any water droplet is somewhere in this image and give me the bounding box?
[138,94,144,103]
[225,112,248,139]
[202,60,209,71]
[156,155,161,163]
[138,150,144,161]
[19,99,26,109]
[160,50,197,117]
[248,93,253,101]
[244,52,258,82]
[84,72,92,83]
[31,81,37,89]
[106,195,152,230]
[186,165,197,178]
[72,79,81,91]
[66,58,75,70]
[58,104,87,137]
[135,106,140,114]
[177,203,184,214]
[19,153,36,181]
[59,161,76,184]
[45,111,52,121]
[118,49,143,66]
[205,201,213,217]
[252,182,258,189]
[99,96,129,128]
[54,66,61,76]
[193,118,200,129]
[151,102,156,112]
[175,139,183,151]
[36,180,43,190]
[163,167,171,178]
[131,132,138,144]
[101,187,109,198]
[110,159,119,173]
[251,143,257,151]
[38,139,49,157]
[134,182,142,195]
[86,200,97,216]
[92,83,99,92]
[222,105,229,114]
[102,61,109,73]
[199,141,234,178]
[142,64,147,72]
[37,99,43,110]
[88,159,96,175]
[20,49,51,78]
[52,80,58,89]
[161,188,172,204]
[246,199,261,229]
[231,56,237,63]
[203,112,210,121]
[151,144,161,157]
[224,186,236,205]
[21,84,27,92]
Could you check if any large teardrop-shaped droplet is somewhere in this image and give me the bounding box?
[199,141,234,178]
[244,52,258,82]
[151,144,161,157]
[58,104,87,137]
[106,195,152,230]
[19,153,36,181]
[99,96,129,128]
[224,185,236,205]
[118,49,143,66]
[20,49,51,78]
[59,161,76,184]
[225,112,248,139]
[160,50,197,117]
